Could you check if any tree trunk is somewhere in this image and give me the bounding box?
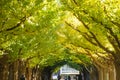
[8,63,14,80]
[31,67,38,80]
[38,69,42,80]
[0,64,4,80]
[14,61,19,80]
[90,66,99,80]
[103,69,108,80]
[109,65,116,80]
[0,54,9,80]
[26,67,32,80]
[0,64,9,80]
[114,61,120,80]
[3,64,9,80]
[18,60,26,80]
[99,68,103,80]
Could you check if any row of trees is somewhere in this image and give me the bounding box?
[0,0,64,79]
[59,0,120,80]
[0,0,120,80]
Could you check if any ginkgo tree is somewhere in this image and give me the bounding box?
[0,0,67,80]
[59,0,120,80]
[1,0,120,80]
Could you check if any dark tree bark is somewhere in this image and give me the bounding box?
[41,66,52,80]
[8,63,14,80]
[114,59,120,80]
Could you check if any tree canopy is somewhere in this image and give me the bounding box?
[58,0,120,79]
[0,0,120,80]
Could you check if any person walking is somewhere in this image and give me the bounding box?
[58,75,61,80]
[68,76,71,80]
[20,75,25,80]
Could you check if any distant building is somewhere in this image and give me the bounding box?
[59,64,79,80]
[52,64,80,80]
[60,64,79,75]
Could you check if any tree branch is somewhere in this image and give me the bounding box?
[103,5,120,28]
[81,7,120,50]
[73,14,114,54]
[0,16,27,33]
[65,21,97,46]
[70,42,111,61]
[72,0,78,5]
[89,14,120,50]
[63,42,112,68]
[107,35,120,52]
[105,27,120,48]
[6,16,26,31]
[110,21,120,28]
[85,50,112,69]
[89,14,120,49]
